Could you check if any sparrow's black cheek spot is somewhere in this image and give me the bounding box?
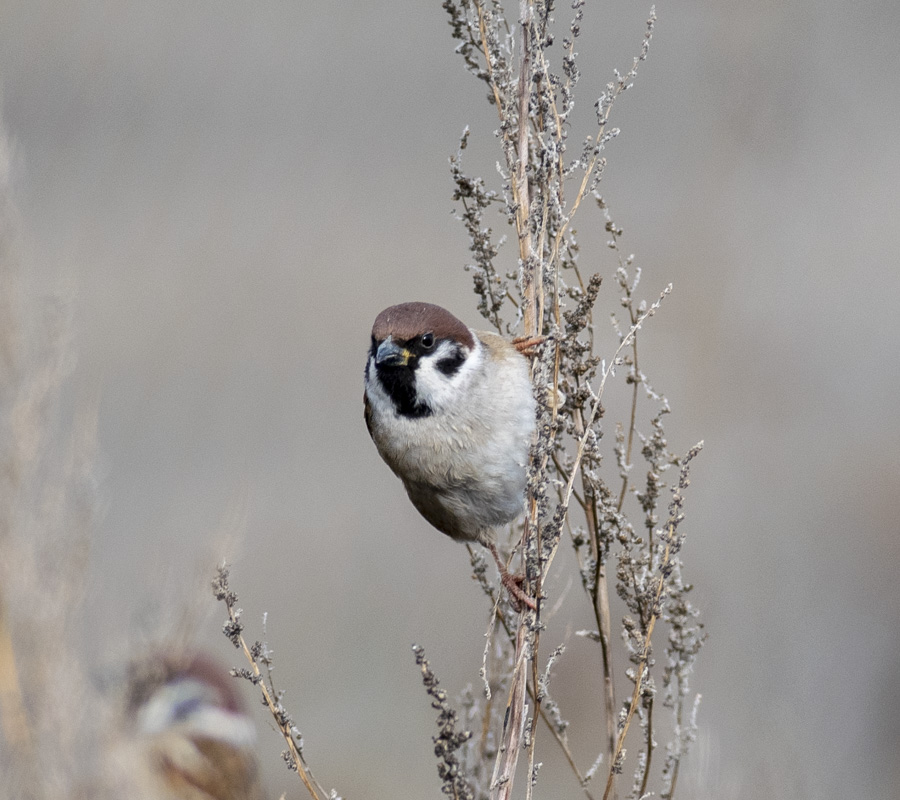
[375,363,432,418]
[436,348,466,376]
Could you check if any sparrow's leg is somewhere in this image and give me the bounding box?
[488,543,537,611]
[511,335,545,359]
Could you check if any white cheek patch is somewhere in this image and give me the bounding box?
[415,339,482,412]
[137,678,257,747]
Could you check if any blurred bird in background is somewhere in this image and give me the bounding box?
[97,652,265,800]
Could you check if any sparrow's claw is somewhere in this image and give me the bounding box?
[500,569,537,611]
[489,544,537,611]
[512,335,545,359]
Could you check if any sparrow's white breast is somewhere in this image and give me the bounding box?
[366,331,535,542]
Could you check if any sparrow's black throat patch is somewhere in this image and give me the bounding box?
[371,344,432,419]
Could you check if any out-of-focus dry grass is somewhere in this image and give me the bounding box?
[0,124,97,797]
[0,125,249,799]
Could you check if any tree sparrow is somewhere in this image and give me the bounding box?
[105,653,265,800]
[364,302,539,607]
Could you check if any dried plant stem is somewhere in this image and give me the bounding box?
[516,0,537,336]
[523,512,543,800]
[609,261,643,775]
[470,544,593,796]
[483,583,595,799]
[490,619,529,800]
[594,569,617,765]
[615,336,640,516]
[490,3,542,795]
[470,0,539,337]
[474,3,504,113]
[601,443,702,800]
[640,698,654,797]
[667,704,684,800]
[214,567,325,800]
[560,290,669,517]
[507,130,668,800]
[413,645,476,800]
[601,551,666,800]
[232,613,321,800]
[536,289,670,621]
[493,611,592,794]
[574,410,617,766]
[449,5,704,797]
[542,708,596,800]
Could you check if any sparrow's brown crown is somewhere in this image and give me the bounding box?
[371,302,475,348]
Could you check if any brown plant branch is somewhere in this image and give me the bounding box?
[490,618,530,800]
[601,443,702,800]
[213,564,328,800]
[471,546,595,799]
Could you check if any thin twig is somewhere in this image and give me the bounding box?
[213,565,327,800]
[473,549,594,799]
[559,287,670,516]
[601,444,702,800]
[490,618,530,800]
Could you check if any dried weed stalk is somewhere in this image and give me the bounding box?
[435,3,706,800]
[414,644,476,800]
[0,126,101,800]
[213,563,339,800]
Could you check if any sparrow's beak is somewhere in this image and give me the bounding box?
[375,337,412,367]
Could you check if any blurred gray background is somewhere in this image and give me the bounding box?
[2,0,899,797]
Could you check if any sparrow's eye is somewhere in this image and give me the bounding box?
[421,333,435,350]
